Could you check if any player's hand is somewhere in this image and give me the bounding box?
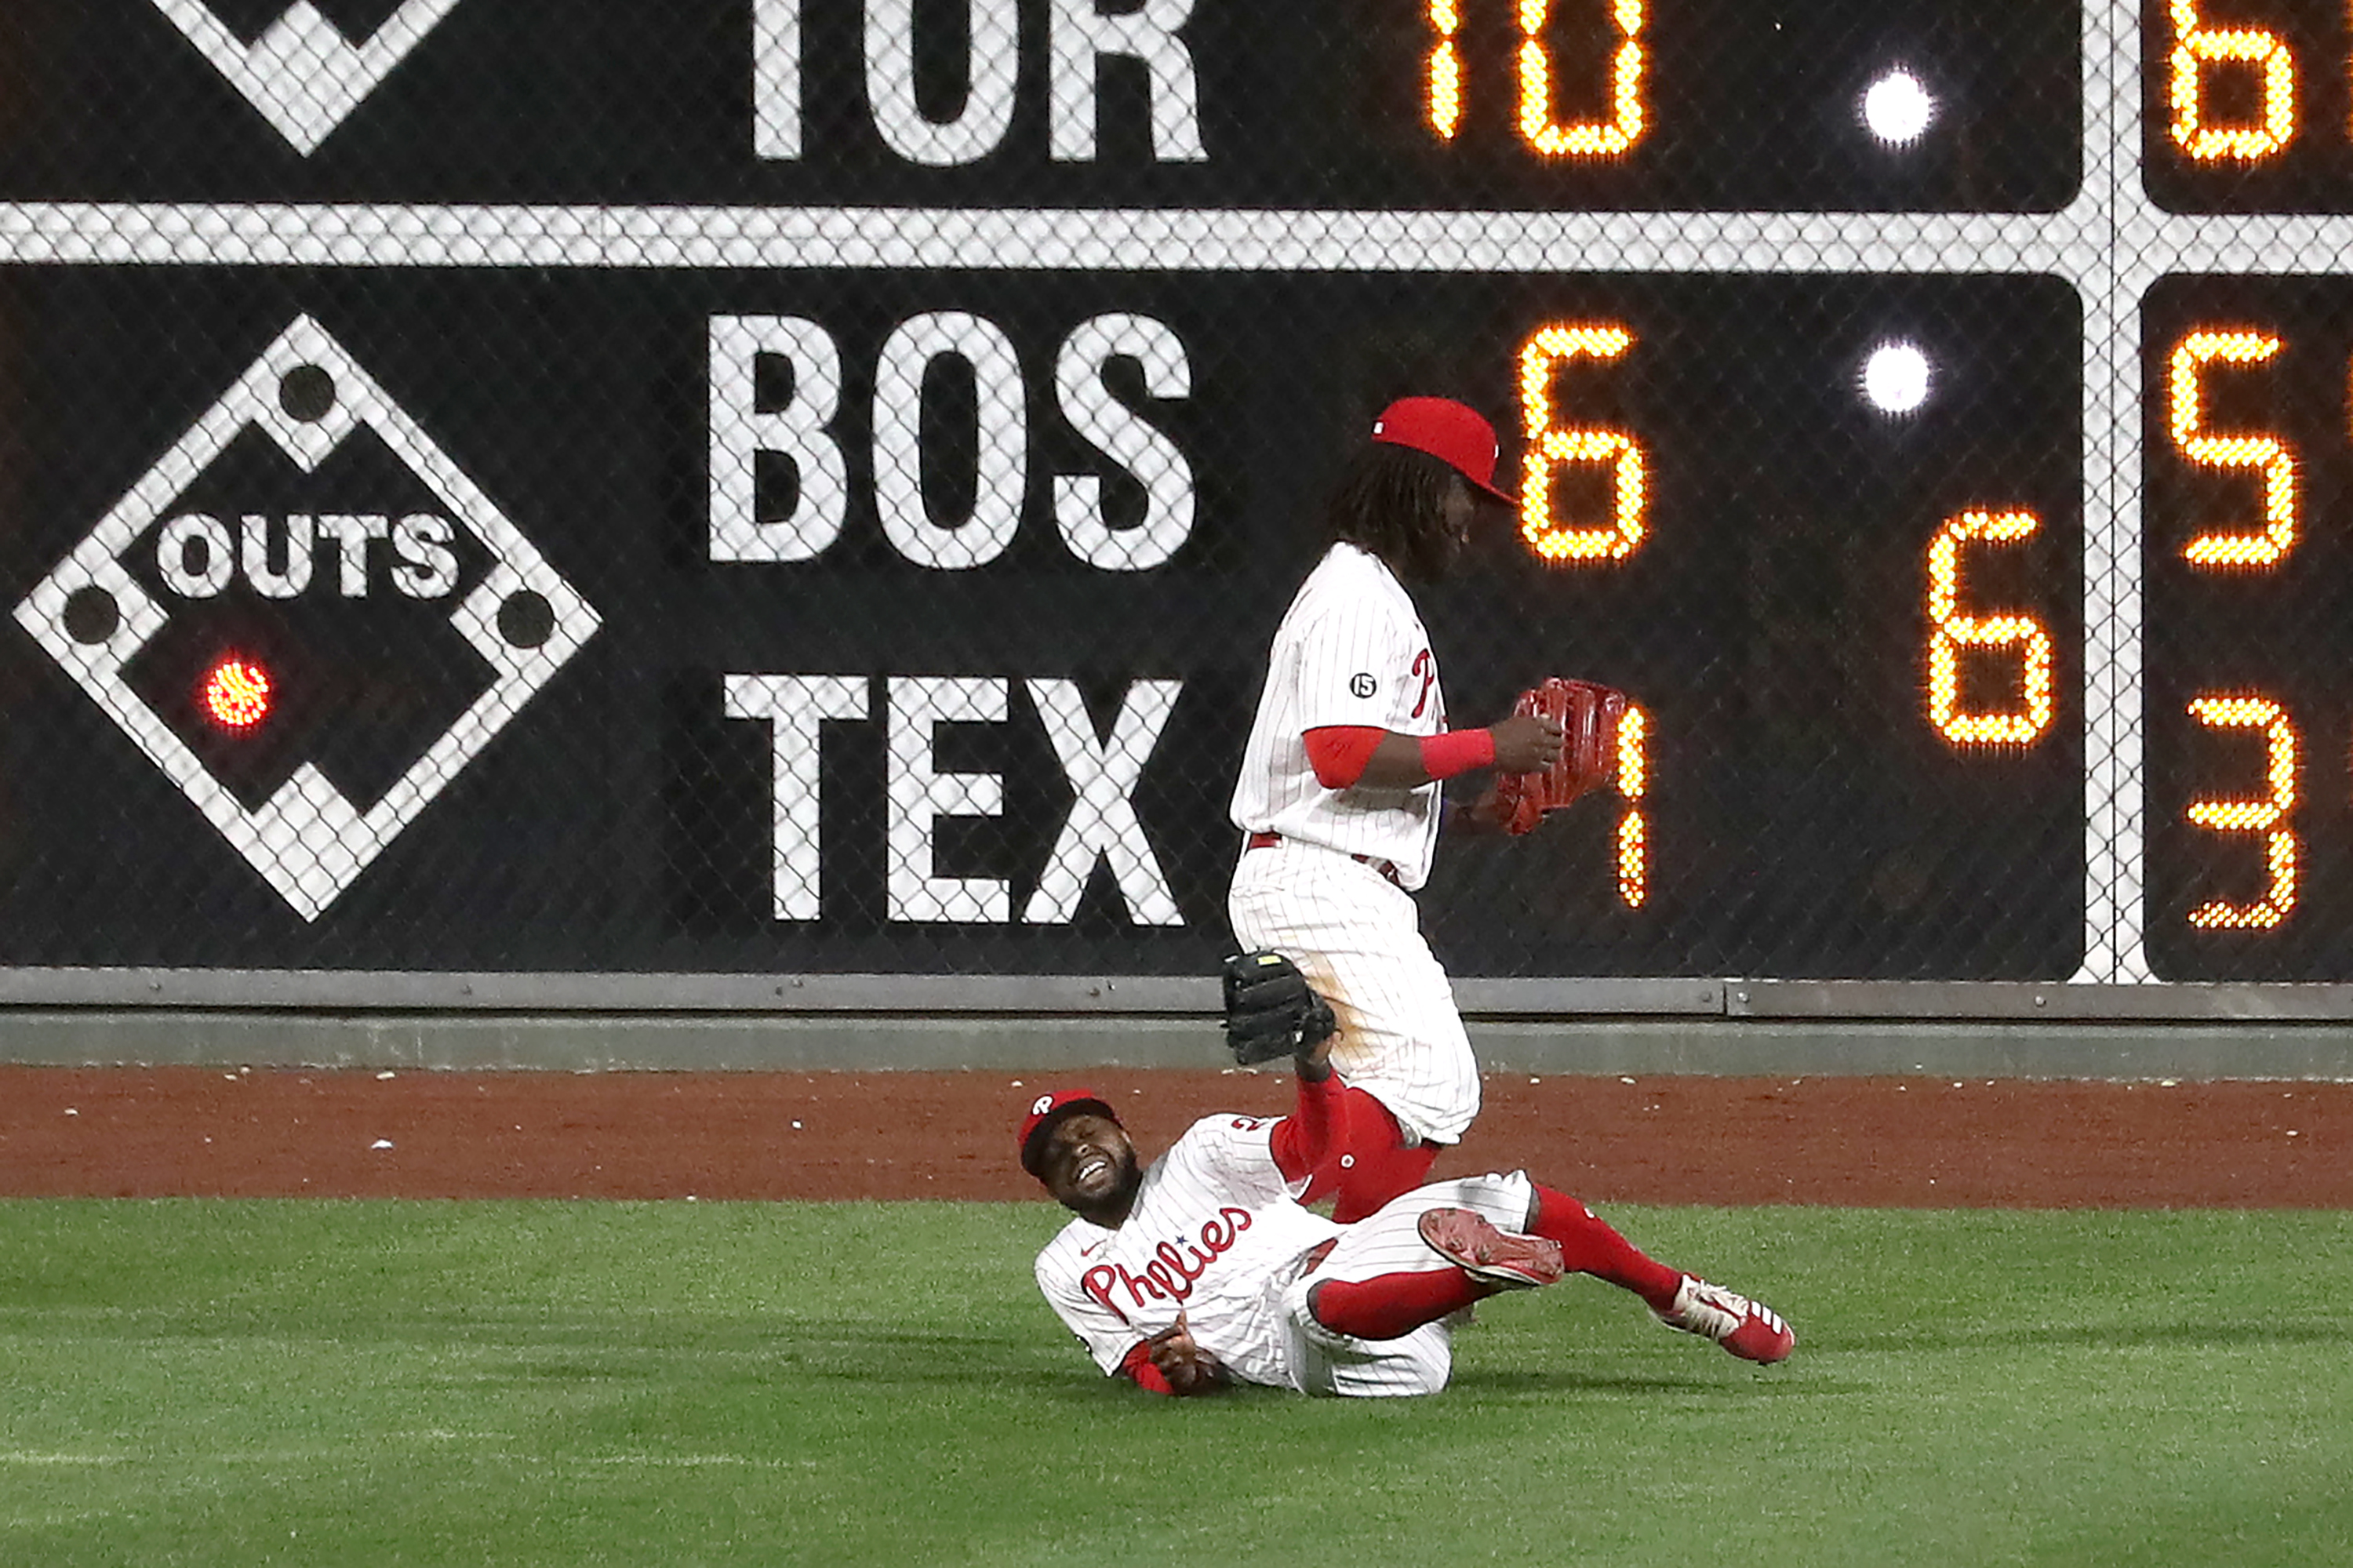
[1146,1310,1228,1395]
[1489,713,1566,774]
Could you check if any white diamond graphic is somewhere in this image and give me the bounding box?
[13,315,601,920]
[150,0,465,155]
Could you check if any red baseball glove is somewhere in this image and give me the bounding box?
[1488,678,1626,836]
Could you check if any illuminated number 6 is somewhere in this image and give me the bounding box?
[1518,0,1646,156]
[2185,695,2300,929]
[1924,510,2054,747]
[2169,0,2296,162]
[1518,324,1644,562]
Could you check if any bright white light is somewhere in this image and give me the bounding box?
[1862,342,1932,414]
[1862,70,1935,146]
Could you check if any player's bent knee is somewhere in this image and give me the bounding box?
[1286,1276,1359,1355]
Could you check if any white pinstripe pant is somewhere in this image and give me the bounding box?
[1228,838,1482,1145]
[1276,1171,1537,1397]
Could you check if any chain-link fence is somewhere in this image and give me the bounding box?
[0,1,2347,994]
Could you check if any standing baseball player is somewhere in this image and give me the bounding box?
[1020,1031,1794,1399]
[1227,395,1565,1221]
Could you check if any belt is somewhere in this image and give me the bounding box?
[1244,831,1402,888]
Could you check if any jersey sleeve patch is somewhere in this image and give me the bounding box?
[1293,603,1424,733]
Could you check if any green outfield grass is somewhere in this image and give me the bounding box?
[2,1201,2348,1566]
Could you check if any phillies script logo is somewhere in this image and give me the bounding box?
[1080,1207,1254,1323]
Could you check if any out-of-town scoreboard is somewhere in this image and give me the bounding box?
[0,2,2344,986]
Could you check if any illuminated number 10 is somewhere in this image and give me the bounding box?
[1427,0,1648,156]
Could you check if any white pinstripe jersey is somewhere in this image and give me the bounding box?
[1034,1114,1344,1390]
[1228,543,1446,889]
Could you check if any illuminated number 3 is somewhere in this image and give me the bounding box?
[1924,510,2054,748]
[1427,0,1647,156]
[2185,695,2300,930]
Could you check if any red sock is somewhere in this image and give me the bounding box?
[1308,1270,1484,1341]
[1300,1089,1439,1223]
[1528,1184,1683,1311]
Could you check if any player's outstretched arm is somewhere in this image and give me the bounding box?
[1267,1031,1340,1182]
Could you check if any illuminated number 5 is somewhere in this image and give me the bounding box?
[1518,324,1644,562]
[1924,511,2054,747]
[2169,0,2296,162]
[2168,328,2297,569]
[2185,695,2300,929]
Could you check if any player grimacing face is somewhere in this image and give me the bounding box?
[1038,1112,1143,1221]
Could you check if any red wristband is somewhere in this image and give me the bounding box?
[1418,728,1496,780]
[1120,1341,1176,1395]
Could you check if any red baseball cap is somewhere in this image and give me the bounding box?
[1371,396,1516,505]
[1017,1088,1121,1178]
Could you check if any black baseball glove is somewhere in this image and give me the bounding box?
[1220,950,1338,1066]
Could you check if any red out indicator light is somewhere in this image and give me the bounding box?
[202,657,272,729]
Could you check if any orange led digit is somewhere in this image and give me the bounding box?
[1614,702,1646,908]
[1518,0,1646,158]
[1924,510,2054,748]
[2169,328,2297,569]
[1427,0,1464,140]
[2169,0,2297,162]
[2185,694,2300,929]
[1518,323,1644,562]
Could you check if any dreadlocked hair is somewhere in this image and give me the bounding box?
[1322,443,1458,583]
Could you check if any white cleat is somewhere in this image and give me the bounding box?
[1657,1275,1795,1365]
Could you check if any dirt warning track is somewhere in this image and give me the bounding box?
[3,1067,2347,1206]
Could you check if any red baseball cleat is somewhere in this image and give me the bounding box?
[1416,1206,1566,1290]
[1657,1275,1796,1365]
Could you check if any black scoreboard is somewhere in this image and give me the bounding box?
[0,0,2077,209]
[0,2,2342,989]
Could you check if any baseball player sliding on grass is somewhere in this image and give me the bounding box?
[1020,1019,1794,1399]
[1228,395,1610,1221]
